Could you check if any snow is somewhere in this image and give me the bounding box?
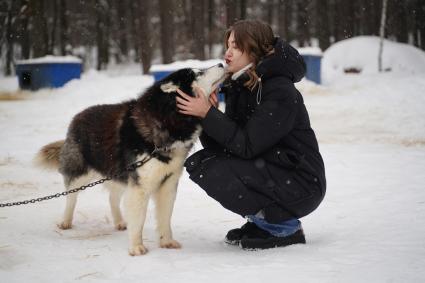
[16,55,83,65]
[297,46,323,56]
[322,36,425,84]
[1,40,425,282]
[149,59,224,72]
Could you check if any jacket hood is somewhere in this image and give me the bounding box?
[256,37,306,83]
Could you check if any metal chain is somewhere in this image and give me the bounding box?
[0,156,153,208]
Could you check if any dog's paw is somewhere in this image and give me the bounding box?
[129,244,148,256]
[160,239,182,249]
[115,222,127,231]
[57,221,72,230]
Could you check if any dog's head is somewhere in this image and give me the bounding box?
[159,64,226,98]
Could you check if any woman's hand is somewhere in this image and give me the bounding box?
[209,89,219,108]
[176,87,214,118]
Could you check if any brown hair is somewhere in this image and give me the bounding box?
[224,20,275,89]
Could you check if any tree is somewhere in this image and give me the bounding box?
[30,0,49,57]
[413,0,425,50]
[277,0,293,41]
[240,0,247,20]
[1,0,424,76]
[315,0,331,50]
[138,0,153,74]
[364,0,381,36]
[95,0,111,70]
[296,0,311,46]
[207,0,215,58]
[159,0,175,63]
[114,0,129,63]
[4,0,14,75]
[266,0,275,27]
[59,0,69,55]
[387,0,408,43]
[191,0,206,60]
[129,0,140,62]
[378,0,388,72]
[47,0,58,55]
[225,0,238,26]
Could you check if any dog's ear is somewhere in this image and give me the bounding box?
[160,82,179,93]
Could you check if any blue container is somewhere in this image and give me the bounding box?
[16,58,82,90]
[152,70,173,82]
[302,54,321,84]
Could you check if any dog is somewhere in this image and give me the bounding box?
[35,64,226,255]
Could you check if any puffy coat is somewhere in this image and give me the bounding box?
[185,38,326,221]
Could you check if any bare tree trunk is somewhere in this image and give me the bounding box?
[130,0,140,62]
[240,0,247,20]
[159,0,174,63]
[367,0,382,36]
[181,0,192,57]
[95,0,110,70]
[207,0,214,58]
[48,0,58,55]
[20,1,31,59]
[296,0,311,46]
[316,0,331,50]
[31,0,49,57]
[225,0,238,26]
[5,2,13,75]
[332,0,343,41]
[191,0,206,60]
[116,0,129,62]
[139,0,152,74]
[378,0,388,72]
[414,0,425,49]
[58,0,69,55]
[277,0,293,41]
[0,1,7,42]
[266,0,275,27]
[385,0,405,43]
[344,0,355,38]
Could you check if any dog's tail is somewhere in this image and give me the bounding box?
[34,140,64,170]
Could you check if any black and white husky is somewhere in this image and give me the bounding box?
[35,64,225,256]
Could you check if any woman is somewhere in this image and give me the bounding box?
[176,20,326,250]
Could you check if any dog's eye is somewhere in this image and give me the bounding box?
[193,69,204,76]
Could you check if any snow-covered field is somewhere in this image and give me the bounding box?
[1,38,425,282]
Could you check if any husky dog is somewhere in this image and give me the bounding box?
[35,65,226,255]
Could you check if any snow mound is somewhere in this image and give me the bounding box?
[16,55,82,65]
[322,36,425,84]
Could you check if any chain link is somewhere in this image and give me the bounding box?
[0,155,153,208]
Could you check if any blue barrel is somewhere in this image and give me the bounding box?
[15,57,82,90]
[152,70,173,82]
[301,54,321,84]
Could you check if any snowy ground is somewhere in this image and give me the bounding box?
[1,63,425,282]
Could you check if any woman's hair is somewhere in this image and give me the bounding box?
[224,20,275,89]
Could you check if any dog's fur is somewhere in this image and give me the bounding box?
[35,65,225,256]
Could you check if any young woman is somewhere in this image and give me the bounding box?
[176,20,326,250]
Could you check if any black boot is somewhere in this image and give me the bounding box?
[224,222,258,245]
[240,226,306,250]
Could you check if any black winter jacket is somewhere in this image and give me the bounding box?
[196,38,326,191]
[185,38,325,220]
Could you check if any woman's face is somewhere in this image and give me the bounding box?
[224,31,252,73]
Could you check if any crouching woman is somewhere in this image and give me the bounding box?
[176,20,326,250]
